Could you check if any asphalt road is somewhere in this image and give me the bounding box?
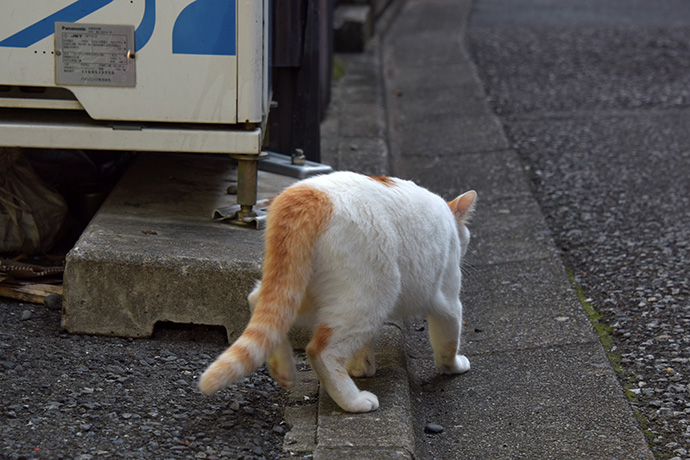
[468,0,690,457]
[0,297,289,460]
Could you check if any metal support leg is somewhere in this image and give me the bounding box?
[214,152,269,229]
[235,154,259,219]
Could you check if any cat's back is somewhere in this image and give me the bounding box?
[294,172,457,265]
[296,172,460,309]
[299,171,449,221]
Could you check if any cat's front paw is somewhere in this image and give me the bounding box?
[340,390,379,413]
[439,354,470,375]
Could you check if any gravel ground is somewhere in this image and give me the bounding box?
[468,2,690,458]
[0,297,294,460]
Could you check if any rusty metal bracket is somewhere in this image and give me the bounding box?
[212,199,270,230]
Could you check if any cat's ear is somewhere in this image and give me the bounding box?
[448,190,477,226]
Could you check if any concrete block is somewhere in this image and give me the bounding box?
[314,446,413,460]
[413,344,654,459]
[316,324,415,456]
[393,150,530,203]
[371,0,395,19]
[334,5,373,53]
[392,115,509,157]
[62,153,296,342]
[283,325,415,458]
[462,258,598,355]
[284,404,318,455]
[465,195,557,265]
[335,137,389,176]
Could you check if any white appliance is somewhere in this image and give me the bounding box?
[0,0,271,225]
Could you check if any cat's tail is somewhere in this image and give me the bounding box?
[198,183,333,395]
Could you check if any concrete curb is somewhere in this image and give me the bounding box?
[281,2,419,458]
[283,324,415,460]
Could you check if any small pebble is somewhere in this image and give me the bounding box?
[424,423,444,434]
[44,294,62,310]
[20,310,32,321]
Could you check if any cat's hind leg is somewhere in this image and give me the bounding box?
[266,337,296,388]
[306,325,379,413]
[248,281,296,388]
[346,340,376,378]
[427,299,470,375]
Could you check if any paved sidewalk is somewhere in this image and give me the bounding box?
[305,0,657,458]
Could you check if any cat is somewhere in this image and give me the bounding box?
[199,171,476,413]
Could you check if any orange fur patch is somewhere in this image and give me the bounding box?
[259,184,333,314]
[369,176,396,187]
[242,326,271,351]
[443,340,459,359]
[206,183,334,386]
[307,324,333,358]
[250,308,281,328]
[233,344,254,373]
[448,191,477,225]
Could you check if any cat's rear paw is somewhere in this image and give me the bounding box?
[267,359,296,389]
[346,355,376,378]
[439,354,470,375]
[339,391,379,413]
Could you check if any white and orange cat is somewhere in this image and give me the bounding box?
[199,171,476,413]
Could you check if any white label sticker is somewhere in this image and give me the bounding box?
[55,22,135,87]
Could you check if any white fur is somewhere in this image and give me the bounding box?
[250,172,474,413]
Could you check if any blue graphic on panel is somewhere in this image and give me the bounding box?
[0,0,113,48]
[172,0,236,56]
[134,0,156,50]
